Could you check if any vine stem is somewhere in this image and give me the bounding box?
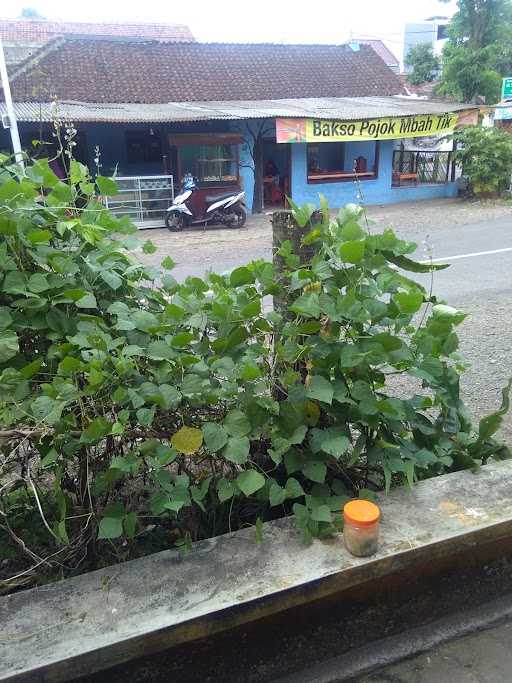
[26,466,62,543]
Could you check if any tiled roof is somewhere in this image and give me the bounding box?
[5,37,406,104]
[0,18,195,43]
[0,18,195,67]
[354,40,400,67]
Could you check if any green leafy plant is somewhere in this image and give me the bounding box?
[437,0,512,103]
[0,155,509,590]
[405,44,440,85]
[453,125,512,196]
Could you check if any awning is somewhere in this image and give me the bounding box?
[0,96,479,124]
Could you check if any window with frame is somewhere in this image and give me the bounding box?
[307,142,345,181]
[307,141,378,183]
[179,143,238,184]
[437,24,448,40]
[125,130,162,164]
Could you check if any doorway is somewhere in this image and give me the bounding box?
[262,140,291,208]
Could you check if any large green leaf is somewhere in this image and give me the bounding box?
[27,273,50,293]
[339,240,365,264]
[230,266,254,287]
[478,378,512,441]
[269,482,287,506]
[0,307,12,330]
[285,478,305,499]
[217,478,236,502]
[382,251,449,273]
[310,427,350,458]
[0,329,18,362]
[224,437,250,464]
[96,175,119,196]
[394,291,423,314]
[341,220,365,241]
[302,461,327,484]
[203,423,228,452]
[290,292,321,317]
[224,409,251,437]
[31,396,64,425]
[76,293,97,309]
[2,272,26,295]
[306,375,334,404]
[131,310,160,332]
[101,270,123,290]
[432,304,466,325]
[147,340,175,360]
[236,469,265,496]
[311,505,332,523]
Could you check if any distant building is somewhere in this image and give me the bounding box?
[0,17,195,68]
[349,39,400,74]
[403,16,449,72]
[1,37,477,218]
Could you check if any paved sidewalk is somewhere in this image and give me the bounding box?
[362,620,512,683]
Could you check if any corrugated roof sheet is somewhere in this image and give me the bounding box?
[0,97,477,124]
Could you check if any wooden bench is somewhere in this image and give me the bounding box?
[393,171,418,187]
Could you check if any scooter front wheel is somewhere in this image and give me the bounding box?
[232,205,247,228]
[166,212,186,232]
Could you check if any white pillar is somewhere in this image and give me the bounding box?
[0,36,24,168]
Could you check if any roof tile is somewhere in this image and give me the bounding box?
[0,18,195,43]
[353,40,400,67]
[5,38,406,104]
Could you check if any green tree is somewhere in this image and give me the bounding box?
[438,0,512,102]
[406,44,440,84]
[453,125,512,194]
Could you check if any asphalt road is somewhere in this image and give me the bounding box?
[403,216,512,441]
[408,215,512,300]
[137,201,512,440]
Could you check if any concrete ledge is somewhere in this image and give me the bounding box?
[2,461,512,683]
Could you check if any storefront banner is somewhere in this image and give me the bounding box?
[276,110,478,144]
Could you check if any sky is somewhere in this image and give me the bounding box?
[2,0,457,62]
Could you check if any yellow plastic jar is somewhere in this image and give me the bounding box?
[343,499,381,557]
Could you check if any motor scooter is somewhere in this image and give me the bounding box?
[166,174,246,231]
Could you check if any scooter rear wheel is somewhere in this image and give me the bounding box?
[166,213,186,232]
[232,205,247,228]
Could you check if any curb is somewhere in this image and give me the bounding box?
[275,591,512,683]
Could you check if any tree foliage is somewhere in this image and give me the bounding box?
[438,0,512,102]
[0,155,510,590]
[453,125,512,194]
[406,44,440,85]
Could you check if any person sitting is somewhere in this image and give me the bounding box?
[265,159,279,178]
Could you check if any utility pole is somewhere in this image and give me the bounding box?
[0,36,24,168]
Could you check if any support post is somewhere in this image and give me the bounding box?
[450,140,458,182]
[271,209,321,314]
[0,37,23,168]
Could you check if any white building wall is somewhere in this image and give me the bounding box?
[403,20,449,71]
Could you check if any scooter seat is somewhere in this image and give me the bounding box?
[205,191,238,204]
